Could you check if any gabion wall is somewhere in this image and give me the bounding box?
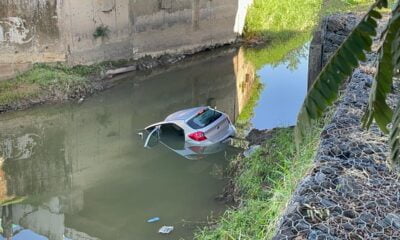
[274,14,400,240]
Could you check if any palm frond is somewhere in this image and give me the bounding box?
[363,2,400,133]
[295,0,387,141]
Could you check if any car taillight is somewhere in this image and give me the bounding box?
[188,131,207,141]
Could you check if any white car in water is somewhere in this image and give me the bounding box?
[143,106,236,148]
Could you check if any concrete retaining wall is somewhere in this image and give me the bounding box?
[0,0,253,80]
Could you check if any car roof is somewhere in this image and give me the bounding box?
[165,106,207,121]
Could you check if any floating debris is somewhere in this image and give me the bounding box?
[147,217,160,223]
[158,226,174,234]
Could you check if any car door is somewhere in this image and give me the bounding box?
[144,121,169,131]
[143,121,181,148]
[143,125,161,148]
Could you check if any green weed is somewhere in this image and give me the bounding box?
[244,0,323,40]
[0,64,90,105]
[243,0,375,69]
[195,126,322,240]
[93,25,110,39]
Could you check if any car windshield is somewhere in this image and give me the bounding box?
[187,108,222,129]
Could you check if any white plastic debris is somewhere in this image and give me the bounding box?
[147,217,160,223]
[243,145,261,158]
[158,226,174,234]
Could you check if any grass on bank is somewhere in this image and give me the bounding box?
[0,63,107,106]
[195,1,375,239]
[0,64,89,105]
[195,125,323,240]
[243,0,375,69]
[245,0,374,40]
[324,0,379,14]
[244,0,322,41]
[243,0,321,69]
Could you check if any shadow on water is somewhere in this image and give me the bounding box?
[0,47,256,240]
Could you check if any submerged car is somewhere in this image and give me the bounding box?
[155,135,231,160]
[143,106,236,147]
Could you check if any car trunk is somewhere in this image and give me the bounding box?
[204,116,230,143]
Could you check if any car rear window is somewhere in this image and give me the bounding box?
[187,108,222,129]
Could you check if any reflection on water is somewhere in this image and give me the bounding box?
[251,43,309,129]
[0,48,255,240]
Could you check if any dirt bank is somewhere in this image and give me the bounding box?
[0,44,238,114]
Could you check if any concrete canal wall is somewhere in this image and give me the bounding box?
[0,0,253,80]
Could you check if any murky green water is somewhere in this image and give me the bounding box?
[0,48,254,240]
[0,39,310,239]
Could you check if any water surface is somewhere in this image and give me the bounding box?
[0,48,254,240]
[251,43,309,129]
[0,41,311,240]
